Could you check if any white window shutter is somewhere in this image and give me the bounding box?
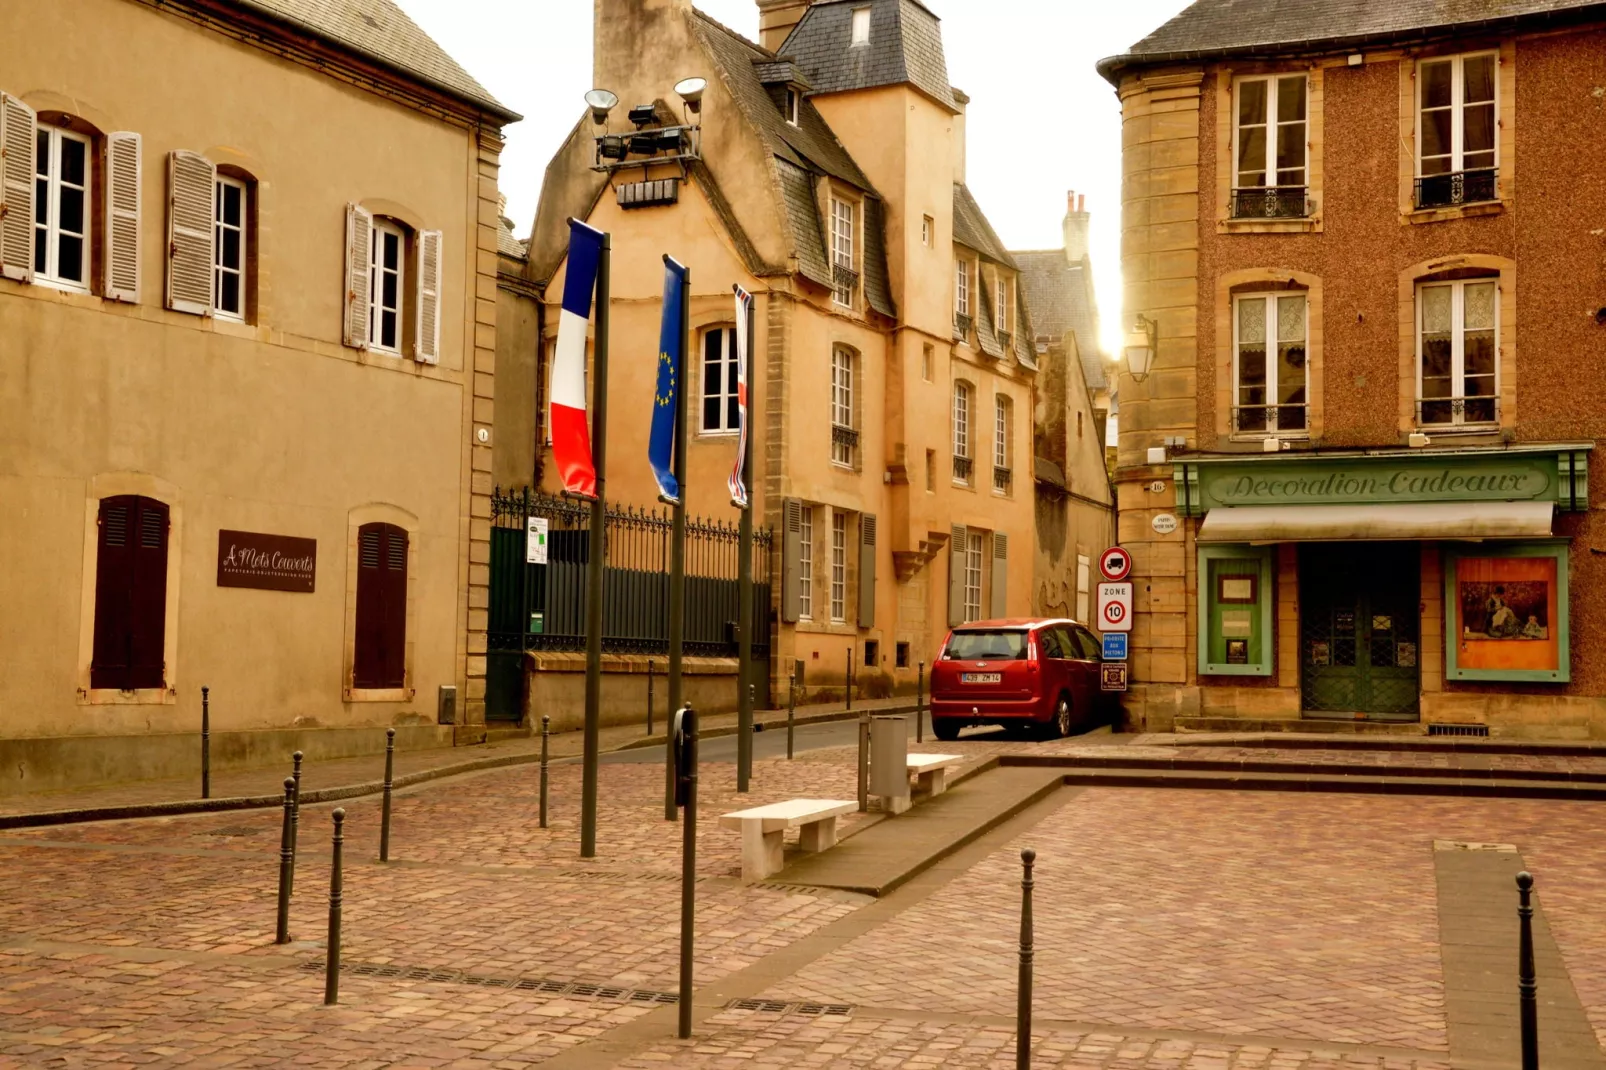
[0,93,37,283]
[415,229,442,364]
[343,203,373,349]
[166,150,215,314]
[103,132,141,303]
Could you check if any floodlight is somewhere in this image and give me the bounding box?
[584,88,618,126]
[674,76,707,113]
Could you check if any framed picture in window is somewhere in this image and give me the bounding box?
[1444,544,1569,682]
[1217,574,1257,604]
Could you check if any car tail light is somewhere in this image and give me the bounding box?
[1027,635,1040,671]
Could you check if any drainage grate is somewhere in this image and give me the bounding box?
[554,869,680,884]
[296,960,678,1004]
[1428,723,1491,738]
[727,997,853,1016]
[203,826,264,837]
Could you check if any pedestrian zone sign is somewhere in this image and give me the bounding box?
[1101,663,1129,692]
[1102,632,1128,661]
[1097,582,1134,633]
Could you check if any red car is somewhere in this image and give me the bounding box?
[929,618,1109,741]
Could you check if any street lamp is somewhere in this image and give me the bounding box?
[1123,314,1158,383]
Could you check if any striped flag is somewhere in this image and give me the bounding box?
[729,286,753,509]
[550,221,605,498]
[649,258,688,504]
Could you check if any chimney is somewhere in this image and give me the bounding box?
[757,0,811,51]
[1063,189,1090,264]
[951,87,970,183]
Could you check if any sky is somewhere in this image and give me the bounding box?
[393,0,1194,353]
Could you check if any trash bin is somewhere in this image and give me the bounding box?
[870,715,909,805]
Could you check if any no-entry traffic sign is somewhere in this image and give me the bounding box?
[1098,546,1131,582]
[1097,582,1134,632]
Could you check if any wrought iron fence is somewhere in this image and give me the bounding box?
[1231,404,1308,434]
[1416,395,1499,427]
[1415,168,1496,210]
[1230,186,1311,219]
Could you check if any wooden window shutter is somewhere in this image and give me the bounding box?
[781,498,802,623]
[415,229,442,364]
[343,204,373,349]
[0,93,37,283]
[948,523,967,627]
[857,513,876,629]
[354,522,408,689]
[103,132,142,303]
[166,150,215,314]
[990,532,1009,619]
[91,495,167,691]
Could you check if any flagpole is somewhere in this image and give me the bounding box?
[580,234,610,859]
[665,258,690,822]
[736,289,755,793]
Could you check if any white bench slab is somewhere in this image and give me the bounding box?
[719,799,858,882]
[906,753,964,798]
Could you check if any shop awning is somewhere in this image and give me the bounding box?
[1196,501,1555,543]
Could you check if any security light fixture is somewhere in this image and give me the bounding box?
[628,104,659,128]
[674,76,707,113]
[584,89,619,126]
[598,135,629,161]
[1124,314,1158,383]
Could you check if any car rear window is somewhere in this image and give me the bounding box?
[944,630,1029,661]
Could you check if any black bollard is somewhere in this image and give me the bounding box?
[539,715,551,830]
[845,648,853,712]
[1017,848,1036,1070]
[379,729,395,862]
[856,710,869,813]
[1517,871,1538,1070]
[674,706,699,1039]
[917,662,925,744]
[647,661,655,736]
[786,669,796,761]
[200,686,211,800]
[325,808,346,1006]
[288,751,304,898]
[274,777,295,944]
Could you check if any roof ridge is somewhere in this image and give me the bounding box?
[692,7,774,58]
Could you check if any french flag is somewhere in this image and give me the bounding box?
[550,220,606,499]
[729,286,753,509]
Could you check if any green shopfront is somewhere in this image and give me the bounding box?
[1172,444,1590,725]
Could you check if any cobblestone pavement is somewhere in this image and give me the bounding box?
[3,741,1606,1068]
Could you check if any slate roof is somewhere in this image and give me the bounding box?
[1101,0,1606,78]
[1015,250,1106,390]
[230,0,517,119]
[693,11,895,318]
[780,0,954,109]
[953,183,1017,270]
[497,215,527,261]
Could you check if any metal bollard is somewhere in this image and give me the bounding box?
[1017,848,1036,1070]
[647,661,655,737]
[325,808,346,1006]
[379,729,395,862]
[539,715,551,829]
[274,777,295,945]
[787,669,796,761]
[1517,871,1538,1070]
[200,686,211,800]
[845,648,853,712]
[917,662,925,744]
[675,706,699,1039]
[288,751,304,898]
[856,711,870,812]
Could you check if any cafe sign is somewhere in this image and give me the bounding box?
[217,530,317,593]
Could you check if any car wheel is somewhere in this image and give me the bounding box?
[1051,695,1073,740]
[932,719,961,742]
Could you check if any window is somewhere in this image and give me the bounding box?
[895,641,910,669]
[1078,411,1084,438]
[851,6,871,45]
[954,259,970,317]
[1418,278,1498,426]
[1076,554,1091,623]
[90,495,169,691]
[784,87,800,125]
[701,327,739,433]
[831,197,855,307]
[830,511,848,623]
[354,522,408,689]
[952,381,971,483]
[921,215,933,247]
[925,448,936,491]
[864,640,878,667]
[1233,292,1308,434]
[1232,75,1308,218]
[831,346,855,467]
[993,395,1012,493]
[996,276,1011,334]
[33,124,90,289]
[1417,53,1496,208]
[963,532,984,623]
[922,343,933,382]
[214,175,247,320]
[798,506,815,620]
[369,221,405,354]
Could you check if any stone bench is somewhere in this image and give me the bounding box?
[719,799,858,882]
[907,753,964,798]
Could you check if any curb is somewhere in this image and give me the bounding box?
[614,704,919,752]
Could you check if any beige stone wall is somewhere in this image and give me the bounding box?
[0,0,498,742]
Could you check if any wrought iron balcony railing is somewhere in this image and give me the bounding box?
[1230,186,1311,219]
[831,424,860,449]
[952,455,973,483]
[993,466,1012,493]
[1416,396,1499,427]
[1231,403,1309,434]
[953,312,973,339]
[1415,168,1497,210]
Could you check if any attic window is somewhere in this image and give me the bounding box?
[851,7,871,45]
[785,87,800,125]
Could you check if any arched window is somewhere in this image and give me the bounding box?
[354,522,408,689]
[992,394,1013,494]
[700,325,738,433]
[1233,288,1308,433]
[91,495,170,691]
[343,206,443,363]
[1417,275,1498,427]
[830,345,857,467]
[213,167,256,321]
[952,380,973,484]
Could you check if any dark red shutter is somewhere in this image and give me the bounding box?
[90,495,168,691]
[354,522,407,689]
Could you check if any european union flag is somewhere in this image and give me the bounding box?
[649,257,689,504]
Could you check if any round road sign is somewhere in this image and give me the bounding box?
[1101,600,1127,627]
[1099,546,1132,582]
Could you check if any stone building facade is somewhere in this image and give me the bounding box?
[1103,0,1606,738]
[0,0,516,791]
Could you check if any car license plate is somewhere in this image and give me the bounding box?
[962,672,1001,684]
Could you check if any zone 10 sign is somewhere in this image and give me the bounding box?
[1097,582,1134,632]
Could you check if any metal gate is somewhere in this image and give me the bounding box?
[1299,542,1421,720]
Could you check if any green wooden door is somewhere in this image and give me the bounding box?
[1299,544,1420,720]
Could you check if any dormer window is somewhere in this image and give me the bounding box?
[851,6,871,46]
[785,87,800,125]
